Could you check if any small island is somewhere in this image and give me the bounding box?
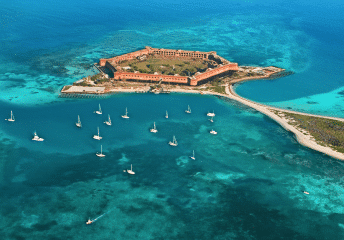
[60,47,344,161]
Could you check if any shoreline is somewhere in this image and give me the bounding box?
[168,85,344,161]
[60,72,344,161]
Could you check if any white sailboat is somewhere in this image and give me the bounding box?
[121,107,129,119]
[185,105,191,114]
[207,111,215,117]
[169,135,178,146]
[209,116,214,122]
[96,145,105,157]
[104,114,112,126]
[93,127,102,140]
[32,131,44,141]
[165,110,168,119]
[76,115,82,128]
[150,122,158,133]
[95,104,102,115]
[210,129,217,135]
[127,164,135,175]
[190,150,195,160]
[6,110,15,122]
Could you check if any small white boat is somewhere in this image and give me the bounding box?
[104,114,112,126]
[190,150,195,160]
[169,135,178,146]
[150,122,158,133]
[127,164,135,175]
[210,129,217,135]
[76,115,82,128]
[121,107,129,119]
[303,191,309,195]
[165,110,168,119]
[95,104,102,115]
[185,105,191,114]
[96,145,105,157]
[6,110,15,122]
[207,111,215,117]
[32,131,44,141]
[93,127,102,140]
[209,116,214,122]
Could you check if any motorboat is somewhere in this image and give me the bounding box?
[207,111,215,117]
[210,129,217,135]
[32,131,44,141]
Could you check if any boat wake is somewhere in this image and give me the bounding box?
[86,210,112,225]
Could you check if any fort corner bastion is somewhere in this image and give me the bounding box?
[96,46,239,86]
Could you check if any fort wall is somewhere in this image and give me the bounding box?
[113,72,188,84]
[190,63,239,85]
[98,47,238,86]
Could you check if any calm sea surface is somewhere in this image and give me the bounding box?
[1,1,344,239]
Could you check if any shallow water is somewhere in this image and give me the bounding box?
[1,0,344,239]
[1,94,344,239]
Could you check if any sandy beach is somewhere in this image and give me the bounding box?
[164,84,344,161]
[224,85,344,161]
[61,78,344,161]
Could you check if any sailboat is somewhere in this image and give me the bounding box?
[207,111,215,117]
[169,135,178,146]
[5,110,15,122]
[190,150,195,160]
[93,127,102,140]
[150,122,158,133]
[95,104,102,115]
[209,116,214,122]
[165,110,168,119]
[185,105,191,114]
[104,114,112,126]
[32,131,44,141]
[210,129,217,135]
[121,107,129,119]
[76,115,82,128]
[96,145,105,157]
[127,164,135,175]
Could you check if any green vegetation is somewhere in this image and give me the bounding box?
[281,112,344,153]
[117,55,209,76]
[91,73,102,81]
[74,81,91,87]
[211,86,226,94]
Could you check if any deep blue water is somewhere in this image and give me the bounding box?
[1,1,344,239]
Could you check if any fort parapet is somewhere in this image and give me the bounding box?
[97,46,239,86]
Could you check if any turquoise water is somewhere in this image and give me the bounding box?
[1,94,344,239]
[1,0,344,239]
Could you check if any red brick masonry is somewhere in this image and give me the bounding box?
[99,46,239,86]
